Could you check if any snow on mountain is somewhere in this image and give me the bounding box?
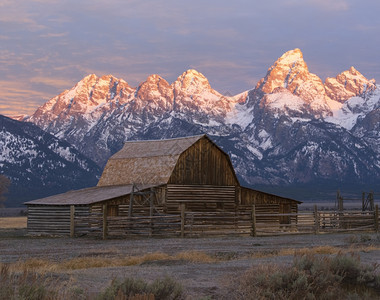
[172,69,241,124]
[0,115,101,206]
[253,48,332,117]
[250,49,377,122]
[325,66,376,103]
[352,108,380,156]
[27,69,245,165]
[325,86,380,130]
[20,48,380,195]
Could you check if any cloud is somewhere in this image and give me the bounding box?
[0,102,40,116]
[0,14,46,31]
[191,60,254,72]
[39,32,68,38]
[0,1,46,31]
[284,0,349,12]
[29,76,73,89]
[354,24,378,32]
[0,81,50,116]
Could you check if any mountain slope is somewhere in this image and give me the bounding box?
[0,115,101,206]
[28,70,245,165]
[23,48,380,200]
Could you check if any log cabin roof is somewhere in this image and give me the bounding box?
[97,134,239,186]
[24,183,159,206]
[110,135,205,159]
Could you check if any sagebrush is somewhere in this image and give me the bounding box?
[97,276,183,300]
[226,253,380,300]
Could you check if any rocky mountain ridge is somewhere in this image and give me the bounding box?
[0,115,101,206]
[16,48,380,200]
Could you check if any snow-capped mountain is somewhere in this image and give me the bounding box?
[28,69,246,165]
[23,48,380,200]
[232,49,380,190]
[0,115,101,206]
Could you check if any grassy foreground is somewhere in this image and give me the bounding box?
[1,252,379,300]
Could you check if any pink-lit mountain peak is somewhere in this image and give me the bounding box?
[271,48,306,69]
[173,69,212,91]
[28,48,378,129]
[324,66,376,103]
[136,74,173,101]
[256,48,316,94]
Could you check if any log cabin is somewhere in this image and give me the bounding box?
[25,134,300,237]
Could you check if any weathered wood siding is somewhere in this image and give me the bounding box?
[168,138,238,186]
[240,187,298,225]
[27,205,71,235]
[240,187,296,206]
[166,184,236,213]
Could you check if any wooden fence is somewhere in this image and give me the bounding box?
[183,211,252,237]
[74,211,181,238]
[69,204,379,238]
[253,205,379,236]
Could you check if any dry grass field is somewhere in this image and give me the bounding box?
[0,228,380,299]
[0,216,26,229]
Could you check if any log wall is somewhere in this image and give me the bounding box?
[27,205,71,236]
[166,184,236,213]
[240,187,297,206]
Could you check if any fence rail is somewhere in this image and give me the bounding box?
[252,207,379,236]
[68,204,379,239]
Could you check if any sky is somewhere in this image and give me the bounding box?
[1,0,380,116]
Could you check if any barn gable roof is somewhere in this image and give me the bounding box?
[111,135,205,159]
[97,134,238,186]
[24,184,158,206]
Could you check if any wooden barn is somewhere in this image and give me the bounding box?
[25,135,300,237]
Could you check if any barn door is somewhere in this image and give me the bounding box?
[279,203,291,224]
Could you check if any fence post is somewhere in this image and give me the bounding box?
[314,205,319,234]
[362,192,365,211]
[251,204,256,237]
[149,188,154,237]
[102,204,108,240]
[70,205,75,238]
[375,205,379,232]
[370,192,375,211]
[180,203,185,238]
[128,185,134,217]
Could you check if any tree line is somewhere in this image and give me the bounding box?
[0,175,10,207]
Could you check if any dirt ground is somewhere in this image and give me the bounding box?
[1,227,380,299]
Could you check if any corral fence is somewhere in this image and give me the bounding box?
[70,204,380,239]
[253,205,379,236]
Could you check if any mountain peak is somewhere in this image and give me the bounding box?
[182,69,204,77]
[275,48,304,66]
[145,74,163,82]
[325,67,377,102]
[176,69,209,83]
[136,74,173,101]
[81,73,98,83]
[349,66,359,75]
[255,48,312,94]
[173,69,211,92]
[253,48,332,116]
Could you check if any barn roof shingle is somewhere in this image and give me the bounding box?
[24,184,159,206]
[110,135,205,159]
